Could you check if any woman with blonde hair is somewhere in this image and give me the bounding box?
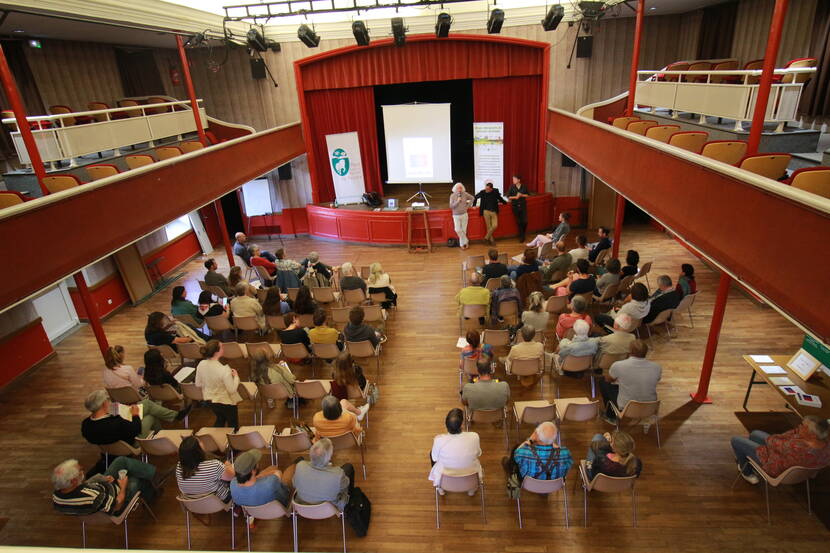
[587,431,642,478]
[521,291,549,331]
[367,261,397,308]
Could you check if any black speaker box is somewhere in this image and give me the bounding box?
[576,36,593,58]
[250,57,266,79]
[277,164,292,180]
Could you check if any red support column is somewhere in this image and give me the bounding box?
[0,44,49,196]
[176,35,208,146]
[691,272,732,404]
[625,0,645,116]
[747,0,789,155]
[73,272,109,359]
[611,193,625,259]
[214,199,236,268]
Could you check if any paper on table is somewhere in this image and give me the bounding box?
[456,337,468,348]
[760,365,786,375]
[770,376,794,386]
[750,355,774,363]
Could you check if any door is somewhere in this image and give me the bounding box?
[188,210,213,254]
[198,204,221,247]
[32,282,79,342]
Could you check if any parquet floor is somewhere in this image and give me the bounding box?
[1,225,827,552]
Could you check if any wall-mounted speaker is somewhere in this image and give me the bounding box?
[576,36,593,58]
[250,57,266,79]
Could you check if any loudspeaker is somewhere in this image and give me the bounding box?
[576,36,593,58]
[487,9,504,34]
[277,164,292,180]
[561,154,576,167]
[250,57,266,79]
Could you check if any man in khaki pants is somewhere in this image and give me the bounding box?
[473,181,507,245]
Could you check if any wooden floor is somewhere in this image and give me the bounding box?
[2,225,828,552]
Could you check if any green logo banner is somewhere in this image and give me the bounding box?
[803,335,830,368]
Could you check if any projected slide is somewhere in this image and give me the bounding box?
[382,103,452,183]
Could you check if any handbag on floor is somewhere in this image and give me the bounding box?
[345,486,371,537]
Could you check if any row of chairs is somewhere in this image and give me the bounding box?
[657,57,816,85]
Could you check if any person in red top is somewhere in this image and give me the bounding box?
[731,416,830,484]
[555,296,593,339]
[249,244,277,276]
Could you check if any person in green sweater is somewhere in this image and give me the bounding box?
[171,285,203,325]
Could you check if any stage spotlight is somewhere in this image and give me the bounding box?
[435,12,451,38]
[541,4,565,31]
[297,24,320,48]
[487,9,504,34]
[391,17,406,47]
[246,28,268,52]
[352,20,370,46]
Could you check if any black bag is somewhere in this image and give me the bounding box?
[447,237,459,247]
[362,192,382,207]
[345,486,371,537]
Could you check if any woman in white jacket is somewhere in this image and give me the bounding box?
[428,408,482,496]
[195,340,241,430]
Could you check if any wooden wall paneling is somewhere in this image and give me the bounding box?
[154,47,187,100]
[588,175,618,230]
[113,244,154,304]
[731,0,817,65]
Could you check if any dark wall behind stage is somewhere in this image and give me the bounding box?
[374,79,474,187]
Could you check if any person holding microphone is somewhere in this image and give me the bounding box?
[449,182,475,250]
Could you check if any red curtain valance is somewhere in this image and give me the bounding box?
[297,35,547,91]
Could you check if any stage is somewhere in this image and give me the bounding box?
[327,183,466,210]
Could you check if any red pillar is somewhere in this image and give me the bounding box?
[625,0,645,116]
[611,193,625,259]
[691,272,732,404]
[176,35,208,146]
[0,44,49,196]
[73,272,109,359]
[747,0,789,155]
[214,199,236,267]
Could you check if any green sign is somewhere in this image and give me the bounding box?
[803,335,830,368]
[331,148,350,177]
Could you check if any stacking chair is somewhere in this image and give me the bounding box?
[554,354,594,397]
[644,124,680,143]
[148,384,187,418]
[274,429,313,466]
[674,291,698,328]
[465,407,509,449]
[342,287,368,306]
[180,141,206,153]
[266,314,287,334]
[434,472,486,528]
[177,493,236,550]
[611,116,640,129]
[512,400,555,431]
[222,341,249,362]
[330,307,351,330]
[593,284,619,310]
[125,155,155,169]
[286,288,300,302]
[43,174,82,194]
[668,131,708,154]
[485,277,501,291]
[345,340,382,380]
[626,120,658,135]
[311,286,340,306]
[482,329,511,348]
[745,458,821,524]
[80,490,153,548]
[181,382,204,405]
[611,400,661,447]
[459,357,480,387]
[174,313,203,330]
[578,460,638,527]
[545,295,570,321]
[148,344,182,371]
[178,341,204,365]
[538,240,555,260]
[553,398,599,443]
[281,342,312,367]
[137,429,193,461]
[330,430,368,479]
[633,261,653,290]
[311,342,341,368]
[460,304,487,334]
[195,427,229,456]
[700,140,748,165]
[515,476,568,528]
[738,153,791,180]
[616,275,635,298]
[86,164,120,180]
[291,495,346,553]
[233,315,262,340]
[644,308,675,340]
[0,190,26,208]
[295,380,330,405]
[241,500,290,551]
[362,304,385,328]
[596,352,628,375]
[497,299,520,326]
[257,382,295,420]
[787,166,830,199]
[227,425,276,464]
[106,386,142,405]
[509,357,544,393]
[245,342,280,361]
[234,255,256,282]
[98,440,142,468]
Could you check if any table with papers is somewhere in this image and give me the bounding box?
[742,354,830,419]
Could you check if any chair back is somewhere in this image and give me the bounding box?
[181,382,204,402]
[258,382,292,402]
[617,275,635,296]
[626,120,658,135]
[522,476,566,494]
[346,340,377,358]
[545,295,570,314]
[43,175,81,193]
[511,357,542,376]
[266,314,286,331]
[241,500,288,520]
[538,240,554,260]
[107,386,142,404]
[591,472,637,493]
[596,283,619,303]
[0,190,26,208]
[275,431,313,453]
[256,287,268,303]
[594,248,609,267]
[597,353,627,371]
[292,499,339,519]
[234,315,260,331]
[148,343,181,365]
[125,155,155,169]
[177,493,229,515]
[675,291,698,312]
[155,146,183,160]
[685,61,712,82]
[177,341,203,361]
[620,400,660,420]
[738,154,791,180]
[780,57,817,83]
[99,440,141,457]
[246,342,277,360]
[174,313,202,329]
[645,124,680,143]
[709,59,739,83]
[497,253,509,265]
[461,357,479,379]
[148,384,182,402]
[462,303,487,320]
[145,97,170,114]
[137,434,182,456]
[789,167,830,199]
[295,380,328,400]
[520,403,555,424]
[561,355,593,374]
[560,400,600,421]
[343,287,367,306]
[485,278,501,291]
[440,473,480,493]
[471,408,504,424]
[86,164,119,180]
[117,99,142,117]
[635,261,652,280]
[482,329,510,347]
[86,101,110,121]
[658,61,689,82]
[311,287,338,303]
[769,464,821,486]
[464,255,485,270]
[312,342,341,360]
[331,307,350,327]
[227,428,272,451]
[281,342,310,359]
[648,308,674,326]
[329,431,360,452]
[668,131,708,153]
[497,299,519,318]
[286,288,300,302]
[363,304,384,323]
[49,105,77,125]
[180,141,205,153]
[254,265,273,283]
[195,427,228,453]
[701,140,748,165]
[611,116,640,129]
[221,341,248,359]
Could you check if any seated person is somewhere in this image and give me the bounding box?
[621,250,639,277]
[592,313,636,356]
[367,262,398,308]
[509,248,541,282]
[676,263,697,297]
[293,438,354,510]
[81,389,189,445]
[102,344,146,391]
[460,330,493,371]
[250,350,296,399]
[527,212,570,248]
[556,319,598,363]
[540,241,572,283]
[481,249,508,285]
[52,457,157,516]
[301,251,333,281]
[308,308,343,351]
[490,275,521,324]
[329,354,370,420]
[731,416,830,484]
[291,285,318,315]
[228,265,259,295]
[261,286,290,316]
[176,436,234,502]
[230,283,266,330]
[595,258,622,296]
[462,360,510,411]
[588,226,612,262]
[642,275,681,324]
[142,348,181,391]
[594,282,650,332]
[249,244,277,276]
[230,449,291,507]
[428,408,482,495]
[568,234,589,262]
[587,431,642,479]
[197,291,227,319]
[339,262,367,294]
[555,296,593,339]
[505,325,550,380]
[313,395,365,440]
[203,258,231,296]
[598,340,661,423]
[522,291,550,331]
[144,311,194,351]
[513,422,573,480]
[278,312,312,360]
[548,259,596,297]
[234,232,275,265]
[343,306,381,348]
[274,248,303,275]
[455,272,491,324]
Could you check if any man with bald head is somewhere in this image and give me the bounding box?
[512,422,573,480]
[455,271,491,325]
[233,232,276,264]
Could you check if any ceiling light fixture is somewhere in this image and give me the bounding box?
[352,20,369,46]
[435,12,451,38]
[391,17,406,47]
[541,5,565,31]
[487,9,505,34]
[297,24,320,48]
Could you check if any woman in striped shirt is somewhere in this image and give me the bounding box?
[176,436,234,502]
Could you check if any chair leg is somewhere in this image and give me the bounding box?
[185,511,192,550]
[563,486,569,528]
[230,506,236,550]
[361,444,367,480]
[82,521,86,549]
[655,417,661,448]
[583,486,588,527]
[341,512,347,553]
[124,518,129,549]
[516,496,523,528]
[806,479,812,515]
[246,512,252,552]
[764,480,771,525]
[435,487,440,529]
[631,487,637,527]
[480,481,487,524]
[292,513,299,553]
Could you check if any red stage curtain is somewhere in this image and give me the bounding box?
[473,76,542,193]
[304,87,382,203]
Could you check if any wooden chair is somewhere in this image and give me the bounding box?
[611,400,661,447]
[738,154,791,180]
[86,164,120,180]
[147,344,182,370]
[156,146,183,160]
[311,286,340,306]
[745,458,822,524]
[136,429,193,460]
[257,382,295,420]
[434,472,486,528]
[509,357,544,393]
[330,307,350,330]
[625,120,658,135]
[787,167,830,199]
[226,425,276,465]
[633,260,653,290]
[554,354,595,397]
[578,460,638,527]
[274,430,313,465]
[512,400,555,431]
[98,440,142,468]
[700,140,748,165]
[345,340,382,380]
[515,476,568,528]
[125,155,155,169]
[611,116,640,129]
[465,406,509,450]
[195,426,229,456]
[180,141,205,153]
[330,430,368,479]
[460,303,487,334]
[0,190,27,208]
[342,287,368,306]
[106,386,142,405]
[644,124,680,143]
[553,398,599,443]
[668,131,708,154]
[644,308,675,340]
[43,175,82,193]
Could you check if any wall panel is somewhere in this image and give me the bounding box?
[731,0,817,65]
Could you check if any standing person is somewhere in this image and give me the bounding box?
[449,182,475,250]
[473,181,507,246]
[507,175,529,243]
[195,340,241,430]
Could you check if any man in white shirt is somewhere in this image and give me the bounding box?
[568,234,589,263]
[428,408,482,496]
[599,340,662,424]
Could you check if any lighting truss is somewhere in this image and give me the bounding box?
[223,0,482,21]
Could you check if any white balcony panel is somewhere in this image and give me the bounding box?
[673,84,752,119]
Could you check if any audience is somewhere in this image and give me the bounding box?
[301,251,333,281]
[462,360,510,411]
[234,232,275,265]
[230,449,291,507]
[526,212,570,248]
[456,272,490,325]
[313,395,365,439]
[491,275,521,324]
[428,408,482,496]
[197,290,227,319]
[249,244,277,276]
[595,258,622,296]
[367,262,398,308]
[52,457,157,516]
[176,436,233,502]
[171,285,203,324]
[291,285,318,315]
[81,389,188,446]
[513,422,573,480]
[557,319,598,363]
[309,308,343,351]
[555,296,593,339]
[592,313,636,356]
[481,249,508,285]
[460,330,493,371]
[230,283,266,330]
[540,241,571,283]
[261,286,290,316]
[594,282,650,332]
[339,262,367,294]
[142,348,181,391]
[343,306,382,348]
[250,350,297,400]
[569,235,589,262]
[731,416,830,484]
[204,258,231,296]
[676,263,697,297]
[642,275,681,324]
[195,341,241,430]
[521,291,549,331]
[621,250,640,278]
[588,227,612,263]
[274,248,303,275]
[598,340,661,424]
[587,431,642,479]
[293,438,353,510]
[510,248,541,281]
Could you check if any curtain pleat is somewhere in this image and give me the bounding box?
[697,1,739,60]
[800,1,830,117]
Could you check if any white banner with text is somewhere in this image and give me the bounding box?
[325,131,365,204]
[473,122,504,193]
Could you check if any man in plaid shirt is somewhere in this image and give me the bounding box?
[513,422,573,480]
